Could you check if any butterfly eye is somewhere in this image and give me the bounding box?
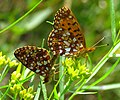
[14,46,52,83]
[48,6,95,56]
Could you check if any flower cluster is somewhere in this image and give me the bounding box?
[0,52,18,68]
[19,87,35,100]
[63,58,91,80]
[10,71,35,100]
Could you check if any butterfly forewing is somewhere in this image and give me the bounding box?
[48,6,90,56]
[14,46,52,83]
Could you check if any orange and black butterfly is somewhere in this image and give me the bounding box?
[48,6,95,57]
[14,46,56,83]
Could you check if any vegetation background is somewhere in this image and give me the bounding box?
[0,0,120,100]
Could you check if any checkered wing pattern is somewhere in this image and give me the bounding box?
[14,46,52,83]
[48,6,95,56]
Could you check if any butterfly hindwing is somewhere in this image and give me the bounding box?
[14,46,52,83]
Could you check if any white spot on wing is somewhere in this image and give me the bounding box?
[44,61,47,65]
[36,70,40,73]
[30,52,33,54]
[59,46,62,48]
[37,62,42,66]
[63,41,70,46]
[43,55,47,58]
[69,15,72,19]
[49,43,52,45]
[46,67,49,71]
[29,66,34,69]
[51,47,53,50]
[65,48,71,52]
[57,17,60,20]
[27,54,30,57]
[53,51,56,55]
[63,34,66,37]
[59,49,63,54]
[66,32,70,35]
[80,43,83,48]
[65,52,70,55]
[52,33,55,37]
[24,61,27,64]
[71,44,75,47]
[30,63,33,66]
[41,71,44,74]
[60,14,62,16]
[73,38,77,42]
[54,30,58,33]
[76,43,80,46]
[58,28,62,30]
[57,21,59,24]
[49,38,53,41]
[73,49,77,52]
[25,58,27,61]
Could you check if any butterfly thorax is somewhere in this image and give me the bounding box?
[76,47,95,57]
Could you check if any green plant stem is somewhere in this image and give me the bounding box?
[109,0,116,42]
[61,79,73,96]
[34,82,41,100]
[41,39,45,48]
[82,83,120,90]
[1,86,10,99]
[0,0,43,33]
[19,73,34,83]
[69,78,86,100]
[41,80,47,100]
[109,40,120,57]
[75,76,85,86]
[86,52,109,83]
[48,71,66,100]
[59,56,65,100]
[0,65,9,83]
[13,93,17,100]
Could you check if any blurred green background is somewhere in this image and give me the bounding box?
[0,0,120,99]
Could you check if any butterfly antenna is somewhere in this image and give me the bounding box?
[91,36,109,48]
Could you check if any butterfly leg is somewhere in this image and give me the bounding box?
[85,53,88,67]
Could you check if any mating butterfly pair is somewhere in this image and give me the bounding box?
[14,6,95,83]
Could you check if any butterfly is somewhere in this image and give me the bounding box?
[48,6,95,57]
[14,46,56,83]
